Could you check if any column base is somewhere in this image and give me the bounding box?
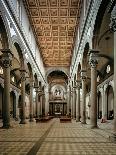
[29,114,35,122]
[109,133,116,143]
[76,119,80,122]
[2,124,12,129]
[29,118,35,122]
[76,116,80,122]
[19,119,26,124]
[81,121,86,124]
[90,125,99,129]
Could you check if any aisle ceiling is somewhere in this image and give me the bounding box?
[23,0,82,67]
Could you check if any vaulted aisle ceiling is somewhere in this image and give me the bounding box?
[23,0,82,67]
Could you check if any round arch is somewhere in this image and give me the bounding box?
[46,68,69,81]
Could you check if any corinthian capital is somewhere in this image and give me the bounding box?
[81,70,86,81]
[0,49,13,68]
[89,50,99,68]
[110,5,116,32]
[76,80,81,89]
[20,69,26,81]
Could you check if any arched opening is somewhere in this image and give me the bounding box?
[106,85,114,120]
[97,91,102,119]
[47,70,68,117]
[10,91,16,118]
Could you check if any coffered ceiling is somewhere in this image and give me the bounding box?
[23,0,82,67]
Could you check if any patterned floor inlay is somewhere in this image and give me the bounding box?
[0,118,116,155]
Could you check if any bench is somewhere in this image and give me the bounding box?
[35,116,54,123]
[60,117,71,123]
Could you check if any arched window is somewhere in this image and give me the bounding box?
[97,75,100,82]
[0,67,3,74]
[11,76,15,83]
[106,65,111,73]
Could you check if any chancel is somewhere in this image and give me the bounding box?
[0,0,116,154]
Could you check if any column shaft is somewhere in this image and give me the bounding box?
[1,50,13,128]
[3,66,10,128]
[29,82,34,122]
[35,91,39,118]
[40,95,43,116]
[76,87,80,122]
[73,88,76,119]
[90,66,97,128]
[66,91,70,115]
[81,79,86,124]
[71,91,73,118]
[20,74,26,124]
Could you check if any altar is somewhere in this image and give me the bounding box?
[49,101,67,116]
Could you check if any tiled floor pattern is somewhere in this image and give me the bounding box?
[0,118,116,155]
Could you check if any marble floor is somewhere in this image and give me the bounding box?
[0,118,116,155]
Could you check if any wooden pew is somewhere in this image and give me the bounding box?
[35,116,54,123]
[60,116,71,123]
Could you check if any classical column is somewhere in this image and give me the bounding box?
[66,88,70,116]
[89,50,99,128]
[110,5,116,142]
[81,70,86,124]
[69,89,71,116]
[0,50,13,128]
[29,80,34,122]
[76,81,81,122]
[100,85,107,122]
[70,89,73,118]
[40,94,43,117]
[35,86,39,118]
[73,87,76,119]
[19,69,26,124]
[45,85,49,116]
